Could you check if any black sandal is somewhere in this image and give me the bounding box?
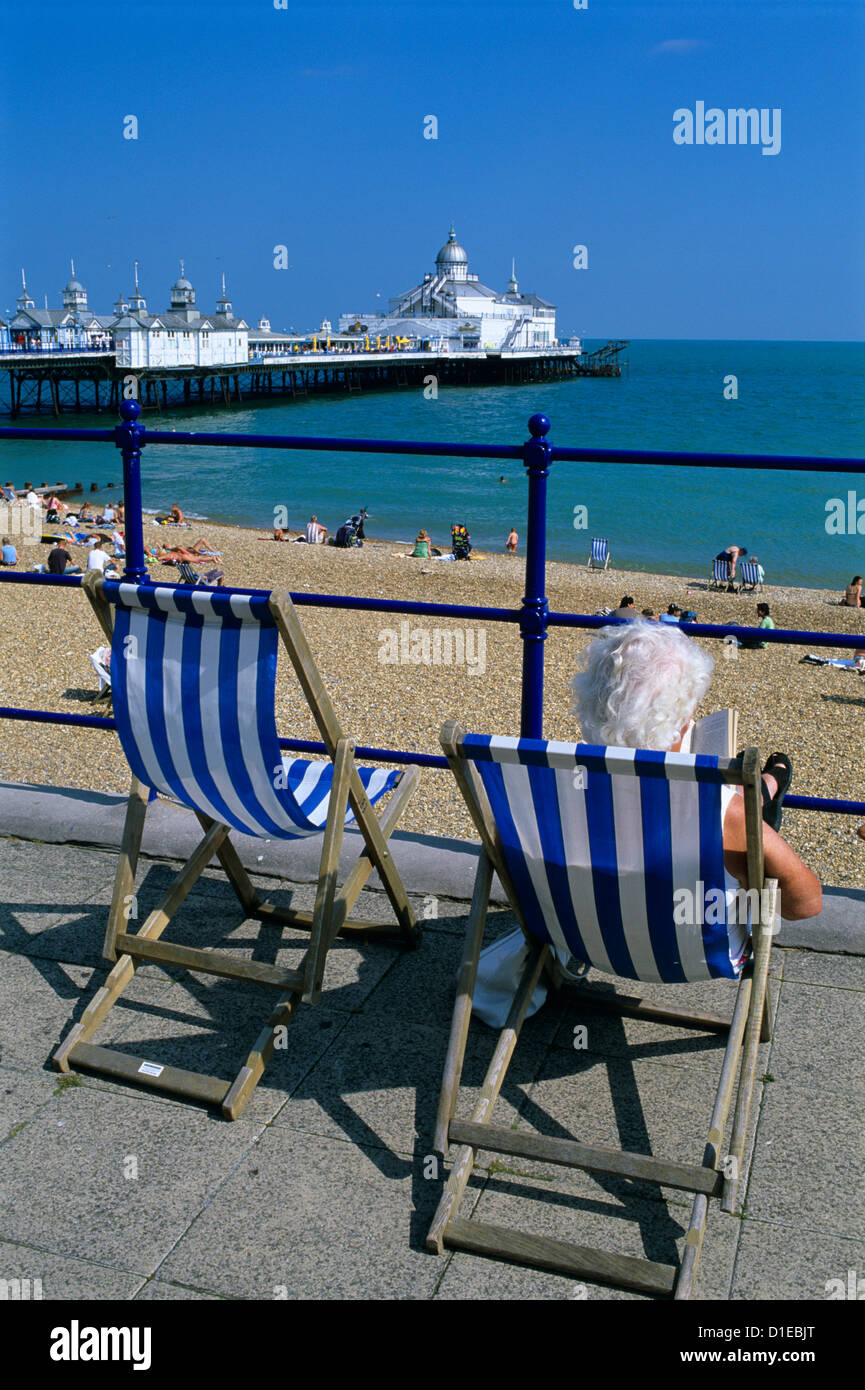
[761,752,792,832]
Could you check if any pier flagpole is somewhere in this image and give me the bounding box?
[116,399,147,583]
[520,413,551,738]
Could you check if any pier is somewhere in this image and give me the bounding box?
[0,342,628,417]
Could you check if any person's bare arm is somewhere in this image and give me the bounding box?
[723,795,822,920]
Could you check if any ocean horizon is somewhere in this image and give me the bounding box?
[2,339,863,591]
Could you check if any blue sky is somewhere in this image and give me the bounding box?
[1,0,862,339]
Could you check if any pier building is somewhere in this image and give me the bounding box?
[338,226,559,352]
[113,267,249,369]
[8,265,115,351]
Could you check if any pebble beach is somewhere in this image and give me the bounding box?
[1,518,864,889]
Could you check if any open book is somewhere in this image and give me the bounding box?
[686,708,738,759]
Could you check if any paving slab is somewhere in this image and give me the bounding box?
[0,1065,61,1140]
[745,1083,865,1240]
[766,978,865,1094]
[0,1239,143,1300]
[0,1086,259,1276]
[156,1126,464,1299]
[731,1219,865,1301]
[0,951,174,1072]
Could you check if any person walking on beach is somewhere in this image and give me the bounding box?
[506,527,518,554]
[738,602,775,649]
[842,576,862,608]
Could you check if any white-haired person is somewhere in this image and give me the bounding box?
[570,621,822,921]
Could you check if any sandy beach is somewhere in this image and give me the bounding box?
[1,518,864,889]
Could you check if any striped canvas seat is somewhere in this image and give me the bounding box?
[106,581,401,840]
[709,558,732,587]
[737,561,762,591]
[588,537,609,569]
[460,734,746,983]
[428,718,776,1297]
[54,575,419,1120]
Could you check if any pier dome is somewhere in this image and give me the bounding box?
[62,260,88,313]
[169,260,196,311]
[435,224,469,281]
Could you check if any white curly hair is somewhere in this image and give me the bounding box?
[570,620,715,750]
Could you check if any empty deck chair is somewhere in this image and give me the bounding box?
[427,721,776,1299]
[587,537,610,571]
[737,561,763,594]
[53,572,420,1118]
[709,558,732,589]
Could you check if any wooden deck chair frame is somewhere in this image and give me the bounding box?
[427,719,776,1299]
[53,572,420,1119]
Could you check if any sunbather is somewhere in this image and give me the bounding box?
[155,538,221,564]
[842,575,862,608]
[570,620,822,920]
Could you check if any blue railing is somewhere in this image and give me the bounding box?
[1,401,864,814]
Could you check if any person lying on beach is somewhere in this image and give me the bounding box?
[270,528,292,541]
[155,538,221,564]
[571,621,821,920]
[842,576,862,608]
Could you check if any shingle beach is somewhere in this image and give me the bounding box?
[1,519,863,888]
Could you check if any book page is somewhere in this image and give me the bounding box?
[691,708,738,758]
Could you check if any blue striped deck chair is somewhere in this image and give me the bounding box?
[737,561,763,594]
[709,558,732,589]
[427,720,777,1299]
[53,573,420,1119]
[587,537,610,570]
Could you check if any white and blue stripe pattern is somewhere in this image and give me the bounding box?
[590,538,609,566]
[712,559,732,585]
[104,582,401,839]
[462,734,741,984]
[738,561,761,588]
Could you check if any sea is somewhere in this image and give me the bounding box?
[2,340,863,590]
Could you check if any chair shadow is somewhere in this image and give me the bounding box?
[13,861,726,1282]
[818,691,865,709]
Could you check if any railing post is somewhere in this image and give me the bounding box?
[520,412,552,738]
[115,398,147,582]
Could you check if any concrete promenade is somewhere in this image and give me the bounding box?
[0,785,863,1301]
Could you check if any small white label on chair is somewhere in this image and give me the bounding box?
[138,1062,164,1078]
